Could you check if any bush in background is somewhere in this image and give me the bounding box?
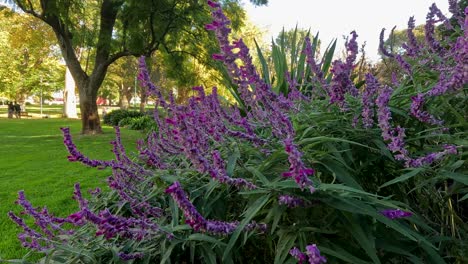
[103,109,145,127]
[118,115,157,131]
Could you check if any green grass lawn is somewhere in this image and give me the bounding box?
[0,118,144,260]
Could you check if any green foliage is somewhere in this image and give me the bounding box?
[255,27,336,97]
[103,109,144,126]
[118,115,157,131]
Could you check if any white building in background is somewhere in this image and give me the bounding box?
[63,67,78,118]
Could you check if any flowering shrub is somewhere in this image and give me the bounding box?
[8,0,467,263]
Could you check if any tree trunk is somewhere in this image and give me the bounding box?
[119,82,129,109]
[78,84,102,134]
[119,96,129,109]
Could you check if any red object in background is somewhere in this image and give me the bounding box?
[96,97,107,105]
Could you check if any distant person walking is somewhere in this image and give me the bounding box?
[14,101,21,118]
[7,101,14,118]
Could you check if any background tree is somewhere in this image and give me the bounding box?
[3,0,266,134]
[0,8,63,105]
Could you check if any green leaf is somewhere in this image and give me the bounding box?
[246,166,270,185]
[380,168,425,188]
[318,184,380,197]
[343,214,381,264]
[187,233,227,246]
[160,242,180,264]
[201,244,217,264]
[289,25,298,75]
[298,136,375,150]
[319,159,362,190]
[51,244,96,263]
[321,39,337,77]
[459,193,468,202]
[437,171,468,185]
[226,145,240,177]
[274,233,297,264]
[254,39,270,85]
[295,31,310,85]
[222,194,271,261]
[377,241,424,264]
[319,245,371,264]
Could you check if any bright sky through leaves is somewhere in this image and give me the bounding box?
[244,0,450,62]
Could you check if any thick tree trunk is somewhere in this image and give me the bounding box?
[119,83,129,109]
[78,85,102,134]
[119,95,129,109]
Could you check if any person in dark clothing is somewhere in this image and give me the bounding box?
[14,101,21,118]
[7,101,14,118]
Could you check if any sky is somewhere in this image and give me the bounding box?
[243,0,450,62]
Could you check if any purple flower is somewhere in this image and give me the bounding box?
[207,0,220,8]
[410,94,444,126]
[379,28,394,58]
[166,182,207,231]
[406,144,458,167]
[282,138,315,192]
[290,247,307,264]
[327,31,360,108]
[61,127,113,169]
[211,150,257,189]
[404,16,421,56]
[166,182,266,235]
[376,85,394,141]
[278,195,306,208]
[304,36,324,82]
[345,31,359,68]
[395,55,412,75]
[138,56,167,108]
[305,244,327,264]
[361,73,379,128]
[290,245,327,264]
[212,53,224,61]
[380,209,413,219]
[118,252,144,260]
[425,4,445,52]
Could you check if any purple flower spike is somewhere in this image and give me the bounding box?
[204,24,217,31]
[61,127,113,169]
[282,138,315,192]
[212,53,224,61]
[119,252,144,260]
[361,73,379,128]
[379,28,394,58]
[404,16,421,56]
[306,244,327,264]
[290,247,307,263]
[207,0,220,8]
[278,195,306,208]
[166,182,266,235]
[380,209,412,219]
[290,245,327,264]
